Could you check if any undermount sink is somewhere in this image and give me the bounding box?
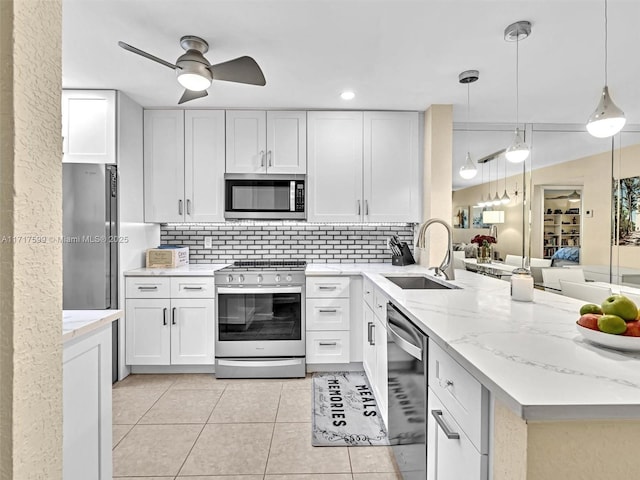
[384,275,460,290]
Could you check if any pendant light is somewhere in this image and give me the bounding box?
[491,159,501,205]
[458,70,479,180]
[586,0,626,138]
[568,190,581,203]
[500,155,511,204]
[504,21,531,163]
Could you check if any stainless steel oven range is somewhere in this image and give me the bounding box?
[214,260,306,378]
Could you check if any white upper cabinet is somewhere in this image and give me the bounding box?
[226,110,306,174]
[364,111,420,222]
[144,109,225,223]
[307,111,364,222]
[62,90,116,164]
[307,111,420,223]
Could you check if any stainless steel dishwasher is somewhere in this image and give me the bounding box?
[386,302,427,480]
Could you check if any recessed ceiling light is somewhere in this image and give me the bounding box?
[340,91,355,100]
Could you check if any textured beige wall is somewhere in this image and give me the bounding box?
[0,0,63,478]
[420,105,453,267]
[493,400,527,480]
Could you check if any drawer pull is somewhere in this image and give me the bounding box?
[319,342,337,346]
[431,410,460,440]
[318,286,337,291]
[163,308,168,326]
[440,379,454,389]
[138,286,158,291]
[183,286,204,290]
[318,309,338,313]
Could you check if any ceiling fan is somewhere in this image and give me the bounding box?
[118,35,266,104]
[547,190,581,202]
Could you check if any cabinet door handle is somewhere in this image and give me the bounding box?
[138,286,158,291]
[319,342,337,346]
[371,323,375,345]
[431,410,460,440]
[163,308,168,326]
[318,309,338,313]
[318,286,337,291]
[178,199,183,215]
[172,307,177,325]
[367,322,373,344]
[186,199,191,215]
[357,200,361,215]
[267,150,272,167]
[183,286,203,291]
[260,150,265,167]
[365,200,369,215]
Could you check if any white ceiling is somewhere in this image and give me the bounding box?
[62,0,640,188]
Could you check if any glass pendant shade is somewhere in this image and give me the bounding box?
[500,190,511,204]
[586,86,626,138]
[568,190,581,203]
[492,193,502,206]
[505,128,530,163]
[459,153,478,179]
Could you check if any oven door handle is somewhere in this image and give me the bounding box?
[217,287,302,295]
[217,358,303,368]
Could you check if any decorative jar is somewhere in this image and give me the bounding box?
[476,245,493,264]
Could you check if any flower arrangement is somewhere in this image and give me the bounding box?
[471,235,497,248]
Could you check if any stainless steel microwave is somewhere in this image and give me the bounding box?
[224,174,306,220]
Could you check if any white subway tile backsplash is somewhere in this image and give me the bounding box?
[159,222,415,263]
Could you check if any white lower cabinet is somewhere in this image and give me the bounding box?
[125,277,215,366]
[362,283,388,427]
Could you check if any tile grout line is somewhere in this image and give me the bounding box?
[263,383,284,478]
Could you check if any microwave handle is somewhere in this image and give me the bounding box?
[290,181,296,211]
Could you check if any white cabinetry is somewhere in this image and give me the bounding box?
[427,339,489,480]
[226,110,306,174]
[307,111,420,222]
[362,278,389,426]
[306,276,351,363]
[62,90,116,164]
[125,277,215,365]
[144,109,225,223]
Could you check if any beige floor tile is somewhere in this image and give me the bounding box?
[266,475,352,480]
[223,380,284,391]
[209,385,281,423]
[140,389,224,424]
[179,423,273,476]
[114,373,180,389]
[112,388,166,424]
[348,446,397,473]
[266,423,351,474]
[352,474,401,480]
[112,424,134,448]
[177,476,263,480]
[281,375,313,390]
[276,388,312,423]
[112,424,202,477]
[170,373,228,390]
[114,477,174,480]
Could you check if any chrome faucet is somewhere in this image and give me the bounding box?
[416,218,455,280]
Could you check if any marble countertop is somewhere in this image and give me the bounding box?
[63,309,123,343]
[124,264,229,276]
[307,263,640,421]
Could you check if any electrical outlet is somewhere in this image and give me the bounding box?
[204,237,213,248]
[585,210,593,218]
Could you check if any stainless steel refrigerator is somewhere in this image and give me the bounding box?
[63,163,118,380]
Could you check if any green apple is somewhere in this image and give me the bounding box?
[597,314,627,335]
[580,303,603,315]
[601,295,639,322]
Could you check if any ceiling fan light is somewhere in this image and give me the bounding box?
[500,190,511,204]
[459,152,478,179]
[586,86,626,138]
[177,72,212,91]
[505,128,530,163]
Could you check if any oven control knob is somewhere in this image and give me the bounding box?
[286,275,292,282]
[239,274,245,283]
[275,274,281,283]
[227,275,233,283]
[257,274,263,283]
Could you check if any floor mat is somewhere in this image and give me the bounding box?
[312,371,389,446]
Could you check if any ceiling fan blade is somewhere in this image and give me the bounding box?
[209,56,266,86]
[178,89,208,105]
[118,41,178,70]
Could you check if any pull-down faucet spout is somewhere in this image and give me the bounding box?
[415,218,455,280]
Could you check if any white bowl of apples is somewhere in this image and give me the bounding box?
[576,294,640,351]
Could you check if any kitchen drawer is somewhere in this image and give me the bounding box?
[306,331,350,363]
[373,288,388,319]
[170,277,215,298]
[428,339,489,454]
[427,386,488,480]
[363,278,374,309]
[306,276,350,298]
[125,277,171,298]
[306,298,350,330]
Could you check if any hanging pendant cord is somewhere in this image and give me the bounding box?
[515,33,520,129]
[604,0,608,85]
[467,83,471,153]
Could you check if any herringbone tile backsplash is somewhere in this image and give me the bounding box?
[160,222,415,263]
